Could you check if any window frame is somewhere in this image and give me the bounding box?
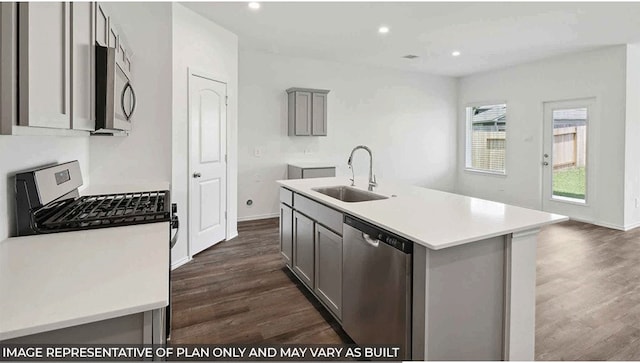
[464,101,508,176]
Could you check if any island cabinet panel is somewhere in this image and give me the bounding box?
[279,204,293,267]
[18,2,71,129]
[314,224,342,319]
[293,211,315,289]
[293,193,342,235]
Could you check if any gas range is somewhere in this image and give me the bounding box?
[15,161,178,242]
[14,160,179,341]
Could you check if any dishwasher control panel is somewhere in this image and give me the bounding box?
[344,215,413,253]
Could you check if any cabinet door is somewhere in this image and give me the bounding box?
[70,2,95,131]
[18,2,71,129]
[311,92,327,136]
[293,211,315,288]
[280,204,293,267]
[294,91,312,136]
[315,224,342,319]
[95,3,108,47]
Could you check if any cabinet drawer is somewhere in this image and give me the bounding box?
[293,194,342,235]
[280,188,293,207]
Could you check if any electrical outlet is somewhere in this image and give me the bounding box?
[253,147,262,158]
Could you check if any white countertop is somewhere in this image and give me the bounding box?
[278,177,568,250]
[288,162,336,169]
[0,181,171,341]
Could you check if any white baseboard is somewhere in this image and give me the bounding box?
[226,230,239,240]
[623,221,640,231]
[237,213,279,222]
[568,217,626,231]
[171,256,191,270]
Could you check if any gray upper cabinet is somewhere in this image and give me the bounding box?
[70,2,95,131]
[8,2,133,134]
[95,3,108,47]
[287,88,329,136]
[18,2,71,129]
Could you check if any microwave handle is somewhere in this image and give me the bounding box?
[121,82,136,120]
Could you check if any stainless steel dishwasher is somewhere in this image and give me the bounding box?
[342,215,413,360]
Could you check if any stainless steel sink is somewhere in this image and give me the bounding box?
[312,186,388,203]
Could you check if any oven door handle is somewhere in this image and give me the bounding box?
[170,215,179,249]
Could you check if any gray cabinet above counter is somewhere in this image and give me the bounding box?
[288,162,336,179]
[0,2,134,136]
[287,87,329,136]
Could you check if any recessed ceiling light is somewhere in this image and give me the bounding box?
[378,26,390,34]
[452,51,461,57]
[248,2,260,10]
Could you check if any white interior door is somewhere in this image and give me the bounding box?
[189,73,227,256]
[542,98,595,217]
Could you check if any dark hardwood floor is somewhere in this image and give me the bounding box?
[170,218,351,344]
[171,218,640,360]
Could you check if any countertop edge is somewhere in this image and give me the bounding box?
[277,179,569,250]
[0,300,167,341]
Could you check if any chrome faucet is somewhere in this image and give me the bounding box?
[347,145,377,191]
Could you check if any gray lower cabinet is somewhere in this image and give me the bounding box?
[314,224,342,319]
[287,88,329,136]
[281,188,344,320]
[279,203,293,267]
[293,211,315,289]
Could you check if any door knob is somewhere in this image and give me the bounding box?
[193,172,202,178]
[542,161,549,166]
[543,154,549,158]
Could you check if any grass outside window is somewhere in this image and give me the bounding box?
[553,167,585,200]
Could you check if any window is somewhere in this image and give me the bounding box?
[465,103,507,174]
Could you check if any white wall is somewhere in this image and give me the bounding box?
[238,49,457,221]
[89,3,172,185]
[0,136,90,240]
[172,4,239,266]
[624,43,640,229]
[457,46,627,229]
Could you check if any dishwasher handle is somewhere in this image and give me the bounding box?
[362,233,380,247]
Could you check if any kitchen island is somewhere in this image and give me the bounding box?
[277,177,567,361]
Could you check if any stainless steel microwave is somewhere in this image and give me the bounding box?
[94,45,136,134]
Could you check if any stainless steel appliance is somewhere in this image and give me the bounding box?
[343,215,413,360]
[14,160,178,341]
[94,45,136,134]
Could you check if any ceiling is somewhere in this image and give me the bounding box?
[183,2,640,77]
